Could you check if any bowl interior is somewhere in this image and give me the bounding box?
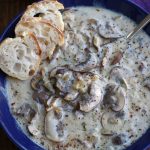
[0,0,150,150]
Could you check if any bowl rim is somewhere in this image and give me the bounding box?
[0,0,150,150]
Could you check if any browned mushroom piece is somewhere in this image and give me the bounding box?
[101,111,124,132]
[49,66,68,78]
[103,84,126,112]
[32,90,50,106]
[111,51,123,65]
[138,62,145,72]
[16,103,36,122]
[143,76,150,91]
[30,73,43,91]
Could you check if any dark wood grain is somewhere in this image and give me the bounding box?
[0,0,35,35]
[0,1,35,149]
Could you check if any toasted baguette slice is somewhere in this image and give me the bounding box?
[15,18,64,59]
[21,0,64,31]
[0,33,41,80]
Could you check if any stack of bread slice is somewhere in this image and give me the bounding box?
[0,0,64,80]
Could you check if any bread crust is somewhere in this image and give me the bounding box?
[0,0,65,80]
[15,17,64,59]
[0,33,41,80]
[21,0,64,31]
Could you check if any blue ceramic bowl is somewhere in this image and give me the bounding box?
[0,0,150,150]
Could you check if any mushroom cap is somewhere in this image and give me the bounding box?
[101,111,124,132]
[103,84,126,112]
[30,73,43,90]
[98,21,124,39]
[45,107,67,142]
[111,86,126,112]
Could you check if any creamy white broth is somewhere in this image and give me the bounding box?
[7,7,150,150]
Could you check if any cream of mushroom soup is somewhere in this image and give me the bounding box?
[7,7,150,150]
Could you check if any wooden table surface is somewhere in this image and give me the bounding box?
[0,1,35,149]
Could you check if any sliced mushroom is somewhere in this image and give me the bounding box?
[32,90,50,106]
[79,79,103,112]
[143,76,150,91]
[28,113,41,136]
[45,107,67,142]
[43,80,55,94]
[16,103,36,122]
[103,84,126,112]
[49,66,68,78]
[112,86,126,112]
[30,73,43,91]
[110,67,128,89]
[98,21,123,39]
[101,128,114,136]
[28,103,45,136]
[101,111,124,132]
[70,51,98,72]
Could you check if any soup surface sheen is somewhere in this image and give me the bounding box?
[7,7,150,150]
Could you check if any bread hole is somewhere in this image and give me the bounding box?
[29,69,35,76]
[26,48,31,54]
[16,49,24,60]
[34,13,44,17]
[25,56,31,62]
[13,63,21,72]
